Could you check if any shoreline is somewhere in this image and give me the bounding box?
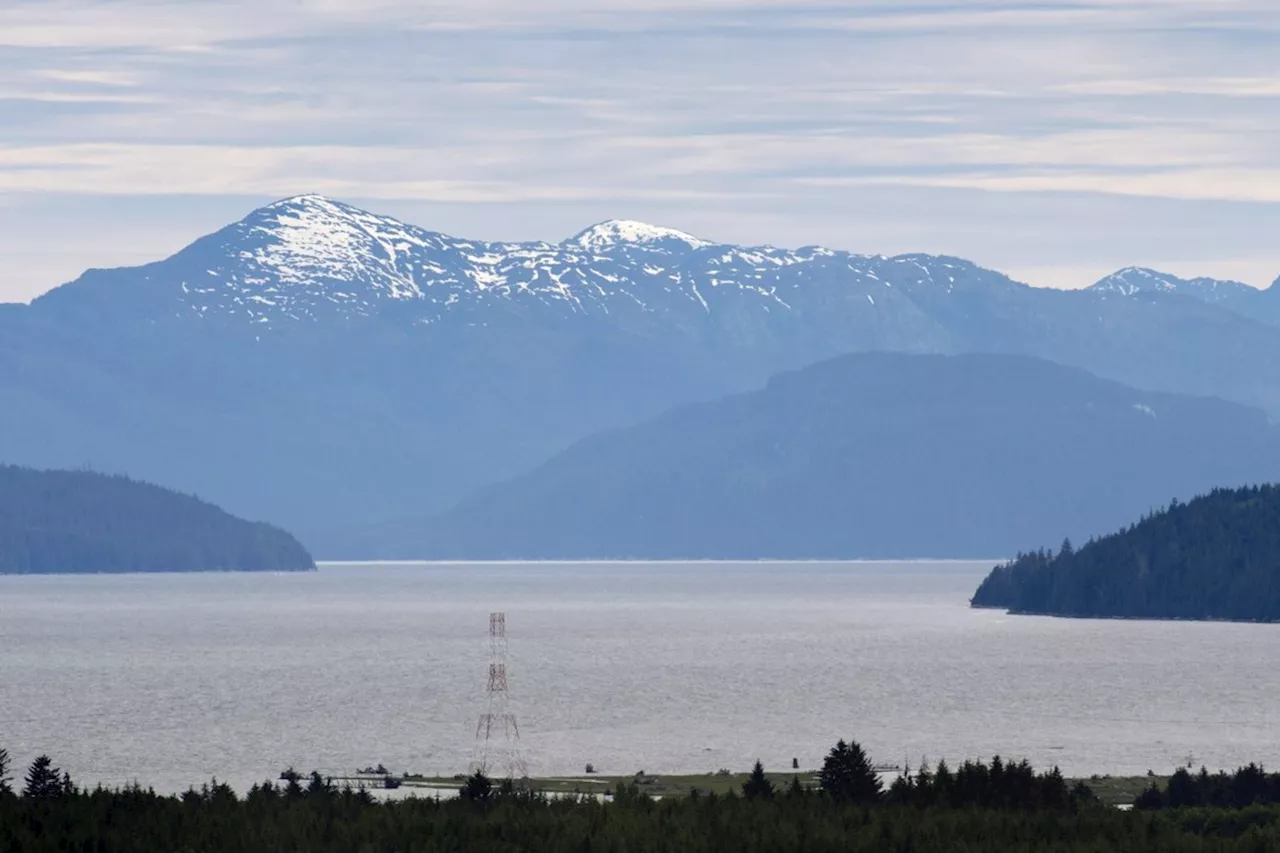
[316,558,1005,567]
[280,769,1163,807]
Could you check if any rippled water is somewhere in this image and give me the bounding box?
[2,561,1278,793]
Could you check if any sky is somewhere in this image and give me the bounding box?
[2,0,1280,302]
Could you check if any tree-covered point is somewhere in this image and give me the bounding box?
[972,484,1280,622]
[0,464,314,574]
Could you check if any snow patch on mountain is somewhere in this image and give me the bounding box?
[1089,266,1256,303]
[567,219,712,252]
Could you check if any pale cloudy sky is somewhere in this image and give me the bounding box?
[2,0,1280,301]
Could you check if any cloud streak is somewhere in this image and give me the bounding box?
[1,0,1279,299]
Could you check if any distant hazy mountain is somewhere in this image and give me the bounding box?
[1087,267,1280,327]
[4,195,1280,556]
[0,465,314,574]
[399,353,1280,560]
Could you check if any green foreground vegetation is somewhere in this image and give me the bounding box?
[10,741,1280,852]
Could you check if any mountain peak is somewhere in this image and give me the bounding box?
[266,192,333,205]
[248,193,378,225]
[566,219,712,252]
[1090,267,1174,296]
[1089,267,1256,302]
[181,194,454,312]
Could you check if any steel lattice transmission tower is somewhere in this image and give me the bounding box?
[472,612,528,779]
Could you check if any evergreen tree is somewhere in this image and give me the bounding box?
[280,767,304,799]
[1133,782,1164,810]
[0,745,11,795]
[460,770,493,805]
[23,755,64,798]
[1070,780,1098,806]
[886,771,914,805]
[1165,767,1202,808]
[742,760,774,800]
[819,739,883,804]
[305,772,332,797]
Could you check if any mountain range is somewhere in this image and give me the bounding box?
[3,195,1279,557]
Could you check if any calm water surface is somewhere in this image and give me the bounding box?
[1,561,1277,793]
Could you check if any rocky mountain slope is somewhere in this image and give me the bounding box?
[3,195,1280,556]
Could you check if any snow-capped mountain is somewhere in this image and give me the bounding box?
[1085,265,1280,329]
[34,194,1017,336]
[1087,266,1258,304]
[6,194,1280,558]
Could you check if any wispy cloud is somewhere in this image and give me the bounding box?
[1,0,1279,300]
[33,68,141,86]
[1057,77,1280,97]
[800,169,1280,204]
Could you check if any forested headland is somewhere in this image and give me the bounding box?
[971,484,1280,622]
[9,740,1280,852]
[0,465,314,574]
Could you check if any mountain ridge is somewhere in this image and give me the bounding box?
[1087,265,1280,327]
[24,194,1024,335]
[13,195,1280,308]
[5,196,1280,556]
[1088,266,1259,302]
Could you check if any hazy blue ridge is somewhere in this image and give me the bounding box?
[3,196,1280,556]
[394,352,1280,560]
[0,465,315,574]
[971,484,1280,623]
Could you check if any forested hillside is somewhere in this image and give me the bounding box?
[971,485,1280,621]
[0,465,314,574]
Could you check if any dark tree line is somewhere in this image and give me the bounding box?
[0,464,314,573]
[10,740,1280,852]
[972,484,1280,621]
[1136,765,1280,811]
[887,756,1085,810]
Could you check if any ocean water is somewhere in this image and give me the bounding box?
[1,561,1277,794]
